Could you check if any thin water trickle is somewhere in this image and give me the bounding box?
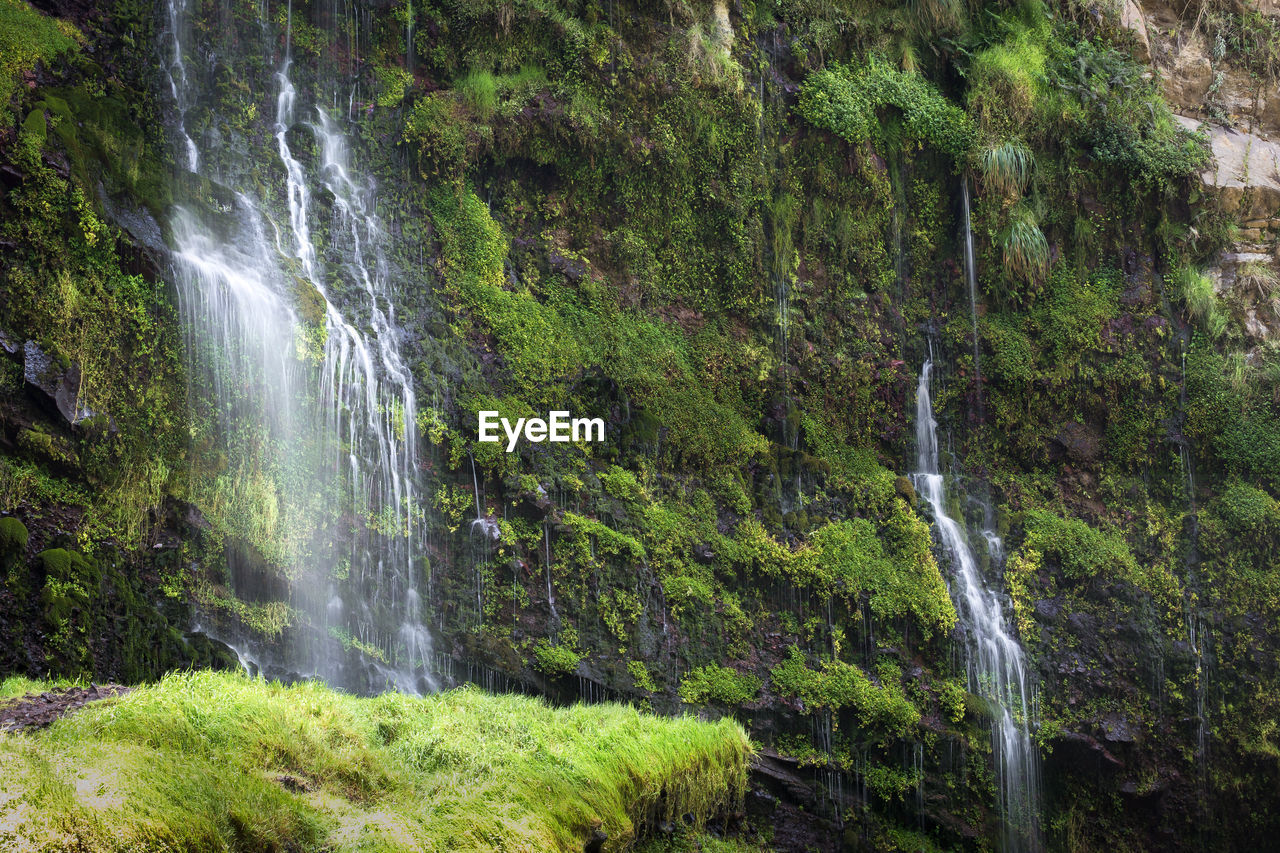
[914,359,1042,851]
[961,178,984,421]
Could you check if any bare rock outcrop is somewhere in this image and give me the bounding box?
[1175,115,1280,224]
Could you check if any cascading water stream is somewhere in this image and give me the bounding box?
[163,0,433,693]
[914,359,1042,852]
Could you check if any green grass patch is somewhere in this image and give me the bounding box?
[0,671,752,852]
[0,0,80,126]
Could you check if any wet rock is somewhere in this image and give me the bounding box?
[97,188,165,253]
[1102,712,1140,743]
[273,773,314,793]
[23,340,93,426]
[745,788,778,817]
[1054,421,1101,463]
[0,684,132,732]
[0,329,19,357]
[583,827,608,853]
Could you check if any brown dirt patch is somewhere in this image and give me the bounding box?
[0,684,131,733]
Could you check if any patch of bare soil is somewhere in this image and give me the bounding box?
[0,684,131,732]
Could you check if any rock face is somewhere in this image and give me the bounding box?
[22,340,90,426]
[1176,115,1280,221]
[1159,34,1212,111]
[1144,0,1280,340]
[1120,0,1151,61]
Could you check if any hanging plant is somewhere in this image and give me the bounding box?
[1001,207,1049,285]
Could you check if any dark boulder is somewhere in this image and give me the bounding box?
[23,340,92,426]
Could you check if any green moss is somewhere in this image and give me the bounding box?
[1018,510,1180,606]
[0,671,752,852]
[0,0,80,126]
[0,516,29,555]
[599,464,644,503]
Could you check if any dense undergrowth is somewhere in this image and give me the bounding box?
[0,671,751,852]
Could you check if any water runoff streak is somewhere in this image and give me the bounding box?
[915,359,1041,851]
[164,0,433,693]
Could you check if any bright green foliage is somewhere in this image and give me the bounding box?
[1175,267,1227,339]
[769,647,920,738]
[679,665,761,706]
[599,465,643,503]
[0,0,79,126]
[0,671,752,852]
[1020,510,1137,580]
[628,660,657,693]
[532,638,582,677]
[797,57,977,159]
[1019,510,1179,605]
[967,23,1048,137]
[725,515,955,637]
[1209,481,1280,547]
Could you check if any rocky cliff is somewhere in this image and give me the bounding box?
[2,0,1280,850]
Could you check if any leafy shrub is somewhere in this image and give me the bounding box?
[769,647,919,738]
[797,56,976,159]
[1212,480,1280,543]
[1020,511,1136,581]
[599,465,643,503]
[532,638,582,677]
[628,660,657,693]
[679,665,760,706]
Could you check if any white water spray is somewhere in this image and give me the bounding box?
[163,1,434,693]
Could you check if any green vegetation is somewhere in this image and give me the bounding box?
[678,665,761,706]
[797,56,976,159]
[0,0,1274,847]
[769,647,920,739]
[532,638,582,677]
[0,516,27,555]
[0,671,752,852]
[0,0,80,126]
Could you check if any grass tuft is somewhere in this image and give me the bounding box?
[1001,210,1050,284]
[0,671,751,852]
[979,140,1033,198]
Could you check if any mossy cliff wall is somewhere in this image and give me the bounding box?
[2,0,1279,850]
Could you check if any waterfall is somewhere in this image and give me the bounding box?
[961,178,984,421]
[163,0,433,694]
[914,359,1041,851]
